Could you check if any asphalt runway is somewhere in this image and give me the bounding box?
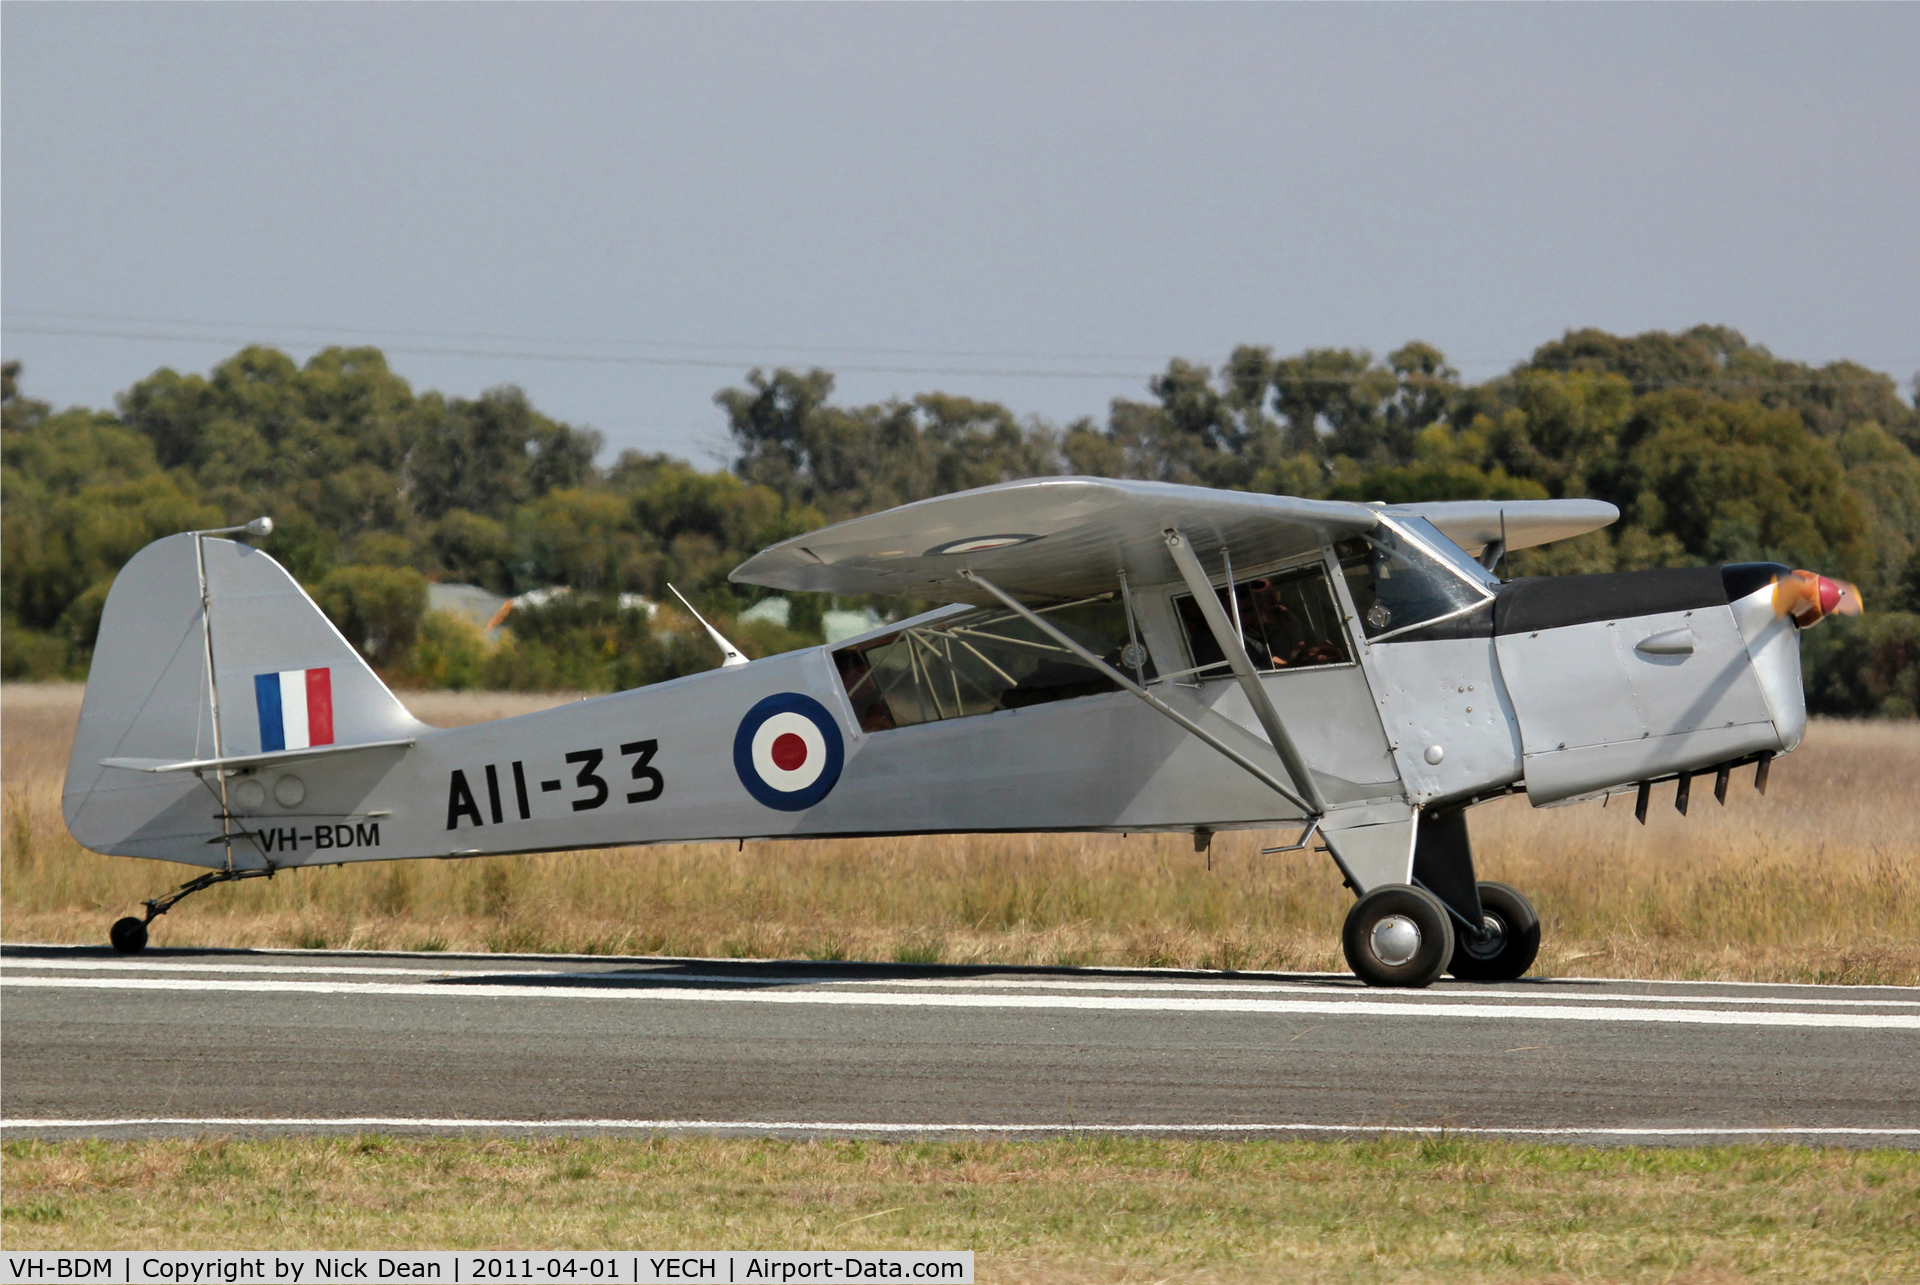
[4,944,1919,1146]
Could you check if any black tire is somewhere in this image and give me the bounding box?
[1448,881,1540,982]
[1342,884,1455,989]
[109,917,148,954]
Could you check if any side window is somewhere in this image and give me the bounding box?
[1174,563,1352,675]
[834,595,1155,734]
[1336,522,1491,639]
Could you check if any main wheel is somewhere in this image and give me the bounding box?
[109,917,148,954]
[1342,884,1455,988]
[1448,881,1540,982]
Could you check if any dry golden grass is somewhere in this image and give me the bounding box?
[4,1135,1918,1282]
[4,683,1916,983]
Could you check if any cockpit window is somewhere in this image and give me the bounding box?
[833,594,1154,734]
[1173,562,1352,676]
[1337,519,1493,639]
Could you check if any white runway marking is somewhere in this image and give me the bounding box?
[3,1116,1917,1140]
[14,944,1914,992]
[834,976,1920,1008]
[8,961,1917,1008]
[2,960,474,978]
[7,974,1917,1029]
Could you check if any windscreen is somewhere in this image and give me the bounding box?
[1337,521,1492,639]
[1396,516,1498,586]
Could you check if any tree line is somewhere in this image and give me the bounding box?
[4,324,1917,714]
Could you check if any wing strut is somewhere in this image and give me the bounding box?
[962,571,1317,817]
[1163,529,1328,814]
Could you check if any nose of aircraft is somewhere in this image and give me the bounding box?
[1773,569,1863,628]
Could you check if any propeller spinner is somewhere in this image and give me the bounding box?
[1772,568,1863,628]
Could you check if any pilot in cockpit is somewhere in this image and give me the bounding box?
[1240,578,1336,669]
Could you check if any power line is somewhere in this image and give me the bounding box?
[14,307,1919,374]
[1,324,1160,382]
[7,319,1913,393]
[3,308,1177,366]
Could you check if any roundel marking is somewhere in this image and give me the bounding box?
[733,692,845,811]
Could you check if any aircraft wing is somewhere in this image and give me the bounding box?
[730,476,1382,603]
[1386,499,1618,557]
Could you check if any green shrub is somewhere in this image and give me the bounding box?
[314,565,429,669]
[402,610,490,690]
[1802,612,1920,718]
[0,619,71,680]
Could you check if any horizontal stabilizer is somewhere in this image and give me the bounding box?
[101,737,417,775]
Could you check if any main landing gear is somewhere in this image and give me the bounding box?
[109,866,277,954]
[1340,880,1540,988]
[1338,807,1541,988]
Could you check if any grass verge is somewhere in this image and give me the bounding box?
[3,1136,1918,1282]
[5,684,1917,983]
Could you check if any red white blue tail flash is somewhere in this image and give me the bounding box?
[254,668,335,751]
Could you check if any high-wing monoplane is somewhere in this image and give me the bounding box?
[63,477,1860,986]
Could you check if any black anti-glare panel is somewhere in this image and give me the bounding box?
[1493,566,1728,635]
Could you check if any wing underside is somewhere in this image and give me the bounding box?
[729,477,1383,603]
[1387,499,1619,557]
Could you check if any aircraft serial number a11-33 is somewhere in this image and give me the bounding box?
[64,478,1861,987]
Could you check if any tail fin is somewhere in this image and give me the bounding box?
[63,533,425,865]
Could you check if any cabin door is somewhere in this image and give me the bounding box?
[1165,553,1402,809]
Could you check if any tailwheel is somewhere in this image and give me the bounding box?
[107,865,276,954]
[1448,881,1541,982]
[1342,884,1455,988]
[109,916,149,954]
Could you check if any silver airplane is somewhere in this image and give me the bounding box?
[63,477,1861,987]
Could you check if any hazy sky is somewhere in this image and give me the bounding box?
[5,3,1916,464]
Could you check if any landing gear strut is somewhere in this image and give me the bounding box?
[108,866,276,954]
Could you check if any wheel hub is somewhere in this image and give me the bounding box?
[1369,914,1422,967]
[1463,912,1508,960]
